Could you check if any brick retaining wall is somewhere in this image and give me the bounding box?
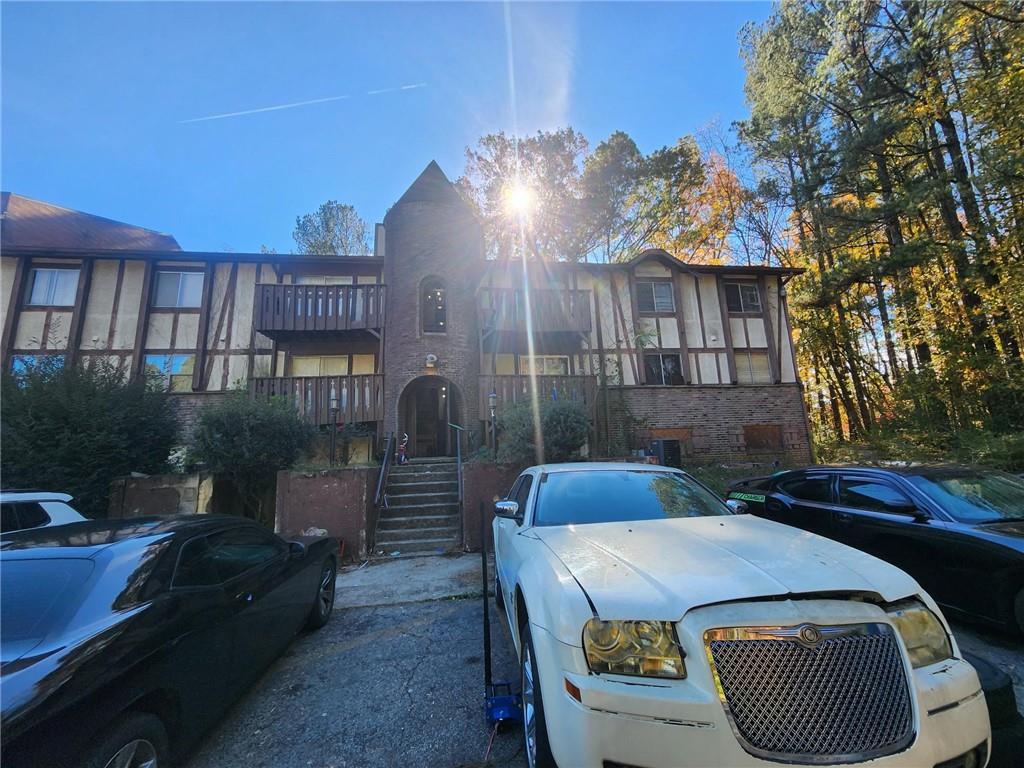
[605,384,812,464]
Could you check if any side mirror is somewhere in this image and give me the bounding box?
[288,541,307,559]
[886,499,923,518]
[494,500,520,520]
[726,498,749,514]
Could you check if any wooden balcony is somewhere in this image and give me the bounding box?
[254,284,385,337]
[479,289,592,334]
[249,374,384,425]
[480,374,598,419]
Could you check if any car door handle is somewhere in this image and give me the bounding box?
[834,512,854,524]
[236,591,254,603]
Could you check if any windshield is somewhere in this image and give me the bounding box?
[534,470,733,527]
[1,558,93,658]
[906,470,1024,524]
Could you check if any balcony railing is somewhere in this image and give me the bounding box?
[479,289,592,333]
[254,284,385,335]
[480,374,598,418]
[249,374,384,425]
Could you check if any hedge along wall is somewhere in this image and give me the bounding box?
[461,463,524,553]
[275,468,376,562]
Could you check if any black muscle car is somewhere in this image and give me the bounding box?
[1,515,339,768]
[728,465,1024,634]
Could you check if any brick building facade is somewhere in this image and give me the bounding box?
[1,162,812,465]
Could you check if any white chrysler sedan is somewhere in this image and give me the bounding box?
[492,463,991,768]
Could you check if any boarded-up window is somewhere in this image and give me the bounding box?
[744,425,783,451]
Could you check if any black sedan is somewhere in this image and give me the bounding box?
[1,515,338,768]
[727,465,1024,634]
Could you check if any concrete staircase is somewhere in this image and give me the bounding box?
[374,457,461,556]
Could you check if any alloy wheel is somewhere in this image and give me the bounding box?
[522,643,537,768]
[102,739,157,768]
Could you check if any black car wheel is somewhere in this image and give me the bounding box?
[81,712,168,768]
[520,624,557,768]
[306,558,336,630]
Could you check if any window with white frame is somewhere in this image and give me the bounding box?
[724,281,762,314]
[153,271,204,308]
[519,355,569,376]
[27,268,80,306]
[636,281,675,314]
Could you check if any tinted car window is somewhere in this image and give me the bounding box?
[208,527,284,582]
[839,478,912,513]
[776,476,833,503]
[0,503,50,533]
[534,470,732,526]
[514,475,533,517]
[906,470,1024,523]
[173,537,221,588]
[1,558,93,656]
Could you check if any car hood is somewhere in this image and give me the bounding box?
[533,514,920,620]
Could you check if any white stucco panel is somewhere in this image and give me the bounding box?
[14,311,46,349]
[745,317,768,348]
[698,352,720,384]
[80,260,118,350]
[112,262,145,350]
[729,317,747,348]
[174,313,199,349]
[698,275,725,348]
[658,317,680,349]
[680,276,703,348]
[146,314,173,349]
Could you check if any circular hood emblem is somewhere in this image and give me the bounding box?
[798,625,822,644]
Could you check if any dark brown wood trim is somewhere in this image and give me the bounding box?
[203,264,233,388]
[41,311,53,351]
[217,264,239,390]
[105,259,126,349]
[2,254,28,366]
[691,274,708,348]
[65,257,95,365]
[759,275,781,384]
[715,275,738,384]
[671,272,692,384]
[131,261,154,380]
[626,269,646,385]
[192,261,216,391]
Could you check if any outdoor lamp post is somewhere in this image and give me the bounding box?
[488,391,498,460]
[329,395,339,466]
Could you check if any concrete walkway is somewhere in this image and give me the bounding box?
[335,553,487,608]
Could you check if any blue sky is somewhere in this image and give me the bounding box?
[2,2,771,253]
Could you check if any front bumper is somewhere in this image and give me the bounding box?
[531,601,991,768]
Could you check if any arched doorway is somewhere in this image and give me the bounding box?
[398,376,462,458]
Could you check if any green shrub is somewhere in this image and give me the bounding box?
[189,393,316,520]
[497,399,590,464]
[1,358,178,518]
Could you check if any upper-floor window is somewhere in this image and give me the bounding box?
[636,280,675,314]
[724,281,762,314]
[422,278,446,333]
[27,268,80,306]
[520,355,569,376]
[154,271,204,308]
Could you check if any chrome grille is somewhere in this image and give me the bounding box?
[706,623,914,763]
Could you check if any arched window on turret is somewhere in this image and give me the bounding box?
[422,278,447,333]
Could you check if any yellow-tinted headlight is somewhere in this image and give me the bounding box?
[887,601,952,669]
[582,619,686,679]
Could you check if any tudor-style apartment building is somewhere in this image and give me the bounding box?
[0,163,812,465]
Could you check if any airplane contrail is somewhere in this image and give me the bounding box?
[179,83,427,124]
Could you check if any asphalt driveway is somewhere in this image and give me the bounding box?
[184,557,527,768]
[183,555,1022,768]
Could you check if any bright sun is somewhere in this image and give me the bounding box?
[503,180,538,218]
